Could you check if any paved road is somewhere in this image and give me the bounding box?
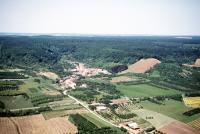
[68,94,119,128]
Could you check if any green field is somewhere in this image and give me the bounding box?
[139,99,200,123]
[81,113,113,128]
[117,84,181,98]
[0,95,33,109]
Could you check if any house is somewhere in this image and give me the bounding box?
[80,84,87,88]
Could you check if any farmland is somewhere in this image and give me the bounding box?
[0,114,78,134]
[188,118,200,131]
[121,58,161,73]
[160,121,200,134]
[117,83,181,98]
[42,108,89,120]
[139,99,200,123]
[0,95,33,109]
[132,108,175,129]
[183,97,200,108]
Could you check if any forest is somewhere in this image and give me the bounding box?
[0,35,200,91]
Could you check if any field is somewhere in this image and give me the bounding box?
[111,76,135,83]
[37,71,59,80]
[0,75,59,96]
[139,99,200,123]
[117,84,181,98]
[183,97,200,108]
[188,118,200,131]
[0,95,33,109]
[42,108,89,120]
[0,114,77,134]
[160,121,200,134]
[81,113,113,127]
[132,108,175,129]
[121,58,161,73]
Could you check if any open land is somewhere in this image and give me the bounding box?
[0,114,77,134]
[121,58,161,74]
[117,84,181,98]
[139,99,200,123]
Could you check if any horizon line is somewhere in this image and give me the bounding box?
[0,32,200,37]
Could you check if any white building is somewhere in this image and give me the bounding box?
[127,122,139,129]
[96,106,107,111]
[80,84,87,88]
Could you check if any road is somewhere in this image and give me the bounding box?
[68,94,119,128]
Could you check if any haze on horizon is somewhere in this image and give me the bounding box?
[0,0,200,35]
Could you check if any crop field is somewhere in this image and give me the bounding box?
[0,75,58,96]
[188,118,200,131]
[0,117,18,134]
[0,114,78,134]
[117,84,181,98]
[139,99,200,123]
[81,113,112,127]
[183,97,200,108]
[160,121,200,134]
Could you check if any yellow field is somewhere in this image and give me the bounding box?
[183,97,200,108]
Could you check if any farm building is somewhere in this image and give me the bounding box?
[96,106,107,111]
[80,84,87,88]
[127,122,139,129]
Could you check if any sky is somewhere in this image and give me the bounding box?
[0,0,200,35]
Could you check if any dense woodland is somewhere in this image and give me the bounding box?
[0,35,200,91]
[69,114,121,134]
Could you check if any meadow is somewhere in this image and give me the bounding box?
[139,99,200,123]
[0,95,33,109]
[117,84,181,98]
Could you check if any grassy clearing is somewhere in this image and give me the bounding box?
[139,99,200,123]
[81,113,112,128]
[117,84,181,98]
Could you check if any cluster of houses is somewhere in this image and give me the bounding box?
[71,63,111,77]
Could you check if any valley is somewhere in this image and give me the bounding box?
[0,36,200,134]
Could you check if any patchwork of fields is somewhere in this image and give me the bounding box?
[0,114,78,134]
